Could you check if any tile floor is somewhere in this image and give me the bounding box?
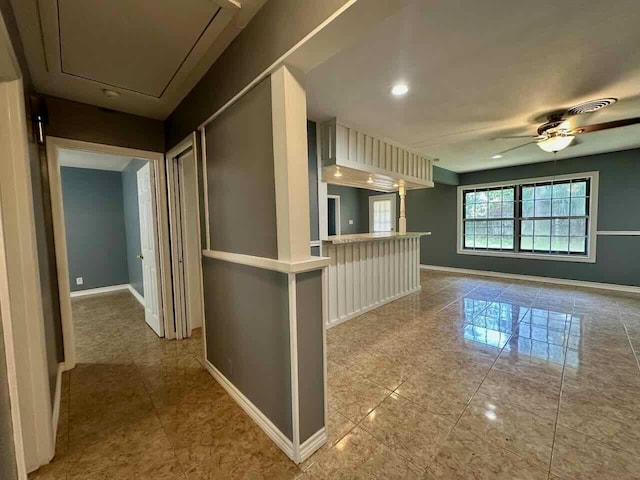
[30,271,640,479]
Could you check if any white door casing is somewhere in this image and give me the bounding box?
[137,163,163,337]
[166,135,205,340]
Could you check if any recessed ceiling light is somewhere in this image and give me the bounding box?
[390,84,409,96]
[102,88,120,98]
[492,154,503,159]
[334,170,342,178]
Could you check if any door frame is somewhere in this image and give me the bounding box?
[368,193,397,232]
[46,136,174,370]
[327,194,341,236]
[0,14,50,477]
[166,133,205,340]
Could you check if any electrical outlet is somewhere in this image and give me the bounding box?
[349,219,354,225]
[76,277,83,286]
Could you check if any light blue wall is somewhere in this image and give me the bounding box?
[122,160,147,296]
[410,149,640,287]
[61,167,130,291]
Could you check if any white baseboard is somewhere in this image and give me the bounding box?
[203,360,296,462]
[127,285,145,306]
[326,286,422,329]
[51,362,65,452]
[69,284,129,297]
[299,427,327,462]
[420,264,640,294]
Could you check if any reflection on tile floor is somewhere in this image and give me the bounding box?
[30,271,640,479]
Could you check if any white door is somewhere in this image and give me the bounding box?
[168,148,204,339]
[369,194,397,232]
[137,163,163,337]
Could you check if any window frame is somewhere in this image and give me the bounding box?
[457,171,599,263]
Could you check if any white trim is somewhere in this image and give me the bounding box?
[46,137,173,366]
[69,284,129,297]
[127,285,145,306]
[369,193,398,233]
[420,264,640,294]
[326,286,421,329]
[299,427,327,462]
[456,171,599,263]
[327,195,341,236]
[0,78,53,473]
[288,273,301,462]
[202,249,330,274]
[51,363,64,442]
[199,127,211,251]
[597,231,640,236]
[271,66,312,263]
[203,360,296,461]
[309,240,322,248]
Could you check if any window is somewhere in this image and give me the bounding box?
[458,172,598,262]
[369,194,397,233]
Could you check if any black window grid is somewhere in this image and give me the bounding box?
[462,178,590,257]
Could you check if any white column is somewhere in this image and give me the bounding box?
[271,65,311,263]
[398,185,407,234]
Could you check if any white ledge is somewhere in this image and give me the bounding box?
[323,232,431,245]
[202,249,330,273]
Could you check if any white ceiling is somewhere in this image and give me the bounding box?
[306,0,640,173]
[58,149,139,172]
[10,0,266,119]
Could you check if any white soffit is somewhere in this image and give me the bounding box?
[306,0,640,173]
[58,149,139,172]
[9,0,266,119]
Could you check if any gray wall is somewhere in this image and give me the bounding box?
[203,258,293,439]
[296,270,325,442]
[308,121,320,241]
[410,149,640,287]
[165,0,350,148]
[0,310,17,480]
[45,96,165,152]
[205,78,279,259]
[122,160,146,296]
[61,167,129,291]
[327,184,369,235]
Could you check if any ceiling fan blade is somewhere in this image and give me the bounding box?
[492,141,538,157]
[491,135,540,140]
[572,117,640,134]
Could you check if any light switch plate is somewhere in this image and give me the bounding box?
[349,219,354,225]
[76,277,83,285]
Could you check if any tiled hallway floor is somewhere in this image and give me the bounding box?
[31,271,640,479]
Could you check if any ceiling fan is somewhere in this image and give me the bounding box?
[491,98,640,158]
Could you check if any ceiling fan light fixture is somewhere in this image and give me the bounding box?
[390,84,409,96]
[537,135,574,153]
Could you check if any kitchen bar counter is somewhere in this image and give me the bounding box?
[324,232,430,244]
[322,232,430,328]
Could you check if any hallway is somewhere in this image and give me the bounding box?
[30,291,300,479]
[30,271,640,479]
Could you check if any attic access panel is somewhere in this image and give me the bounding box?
[58,0,223,97]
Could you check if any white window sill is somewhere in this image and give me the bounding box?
[457,248,596,263]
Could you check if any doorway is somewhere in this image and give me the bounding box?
[327,195,341,236]
[369,194,397,232]
[46,137,174,370]
[166,135,204,340]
